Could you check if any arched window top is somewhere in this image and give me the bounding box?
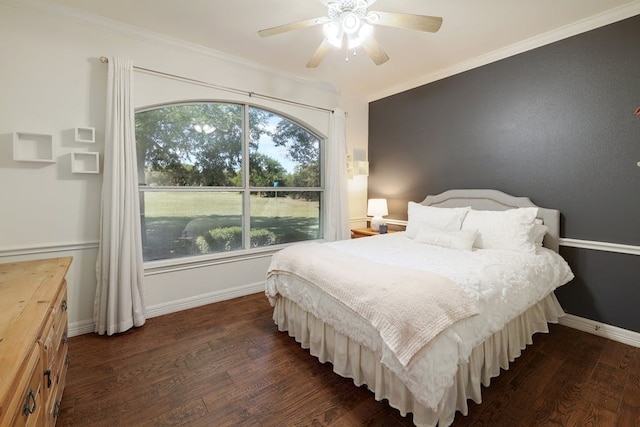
[136,102,321,188]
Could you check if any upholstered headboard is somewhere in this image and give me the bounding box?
[421,189,560,252]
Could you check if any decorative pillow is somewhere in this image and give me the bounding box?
[530,223,548,246]
[414,224,478,251]
[461,207,539,253]
[405,202,470,239]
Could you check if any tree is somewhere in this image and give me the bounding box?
[135,103,318,190]
[250,107,321,193]
[137,103,264,186]
[249,152,287,187]
[272,116,320,169]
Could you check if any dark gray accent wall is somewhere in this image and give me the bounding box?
[368,16,640,332]
[557,247,640,332]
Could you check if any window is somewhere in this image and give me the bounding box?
[136,102,323,262]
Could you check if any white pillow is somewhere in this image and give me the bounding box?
[461,207,539,253]
[530,223,548,246]
[405,202,470,239]
[414,224,478,251]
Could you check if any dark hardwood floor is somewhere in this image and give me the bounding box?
[57,293,640,426]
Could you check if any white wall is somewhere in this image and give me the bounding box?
[0,1,369,335]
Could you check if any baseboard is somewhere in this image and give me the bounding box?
[67,281,266,337]
[144,281,266,319]
[68,319,96,337]
[559,314,640,348]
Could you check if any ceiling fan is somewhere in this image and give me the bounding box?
[258,0,443,68]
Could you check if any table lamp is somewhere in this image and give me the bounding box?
[367,198,388,231]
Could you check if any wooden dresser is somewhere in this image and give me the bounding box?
[0,257,72,426]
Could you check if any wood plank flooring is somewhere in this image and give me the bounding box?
[57,293,640,426]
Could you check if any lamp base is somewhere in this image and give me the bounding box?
[370,216,384,231]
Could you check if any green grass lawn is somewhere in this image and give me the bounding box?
[141,192,320,261]
[143,191,318,217]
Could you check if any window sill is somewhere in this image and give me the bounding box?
[143,241,324,276]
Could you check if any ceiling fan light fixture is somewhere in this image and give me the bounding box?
[323,22,343,48]
[258,0,442,68]
[347,23,373,49]
[341,12,361,34]
[324,0,375,51]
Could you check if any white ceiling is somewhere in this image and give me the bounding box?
[42,0,640,100]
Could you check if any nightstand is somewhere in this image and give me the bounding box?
[351,227,395,238]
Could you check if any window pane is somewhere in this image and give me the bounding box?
[141,191,242,261]
[250,191,321,246]
[249,107,320,187]
[136,103,243,187]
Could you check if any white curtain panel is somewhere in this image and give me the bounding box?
[324,108,350,241]
[94,56,146,336]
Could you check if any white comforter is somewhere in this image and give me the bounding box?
[267,242,480,367]
[265,232,574,410]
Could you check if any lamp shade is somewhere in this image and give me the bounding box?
[367,198,388,217]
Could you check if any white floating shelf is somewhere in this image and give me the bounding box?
[75,127,95,143]
[13,131,55,163]
[71,151,100,174]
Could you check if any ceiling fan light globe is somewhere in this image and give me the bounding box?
[323,22,343,48]
[347,23,372,49]
[347,35,362,49]
[323,21,339,38]
[327,36,343,49]
[358,22,373,38]
[341,12,361,34]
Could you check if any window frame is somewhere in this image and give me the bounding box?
[136,101,326,271]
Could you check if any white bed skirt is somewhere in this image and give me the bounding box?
[272,292,565,427]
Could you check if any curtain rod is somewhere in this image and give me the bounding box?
[99,56,334,114]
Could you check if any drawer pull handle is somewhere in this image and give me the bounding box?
[62,333,68,345]
[65,354,71,367]
[44,369,52,388]
[22,388,36,415]
[54,400,61,418]
[61,299,68,311]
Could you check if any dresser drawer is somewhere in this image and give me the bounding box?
[43,309,68,366]
[5,349,43,427]
[51,283,68,338]
[46,342,69,425]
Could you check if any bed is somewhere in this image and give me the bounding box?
[265,189,574,426]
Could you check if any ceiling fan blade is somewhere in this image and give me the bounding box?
[373,11,443,33]
[306,39,332,68]
[258,17,326,38]
[362,37,389,65]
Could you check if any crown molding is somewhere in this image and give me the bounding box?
[7,0,341,96]
[369,1,640,101]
